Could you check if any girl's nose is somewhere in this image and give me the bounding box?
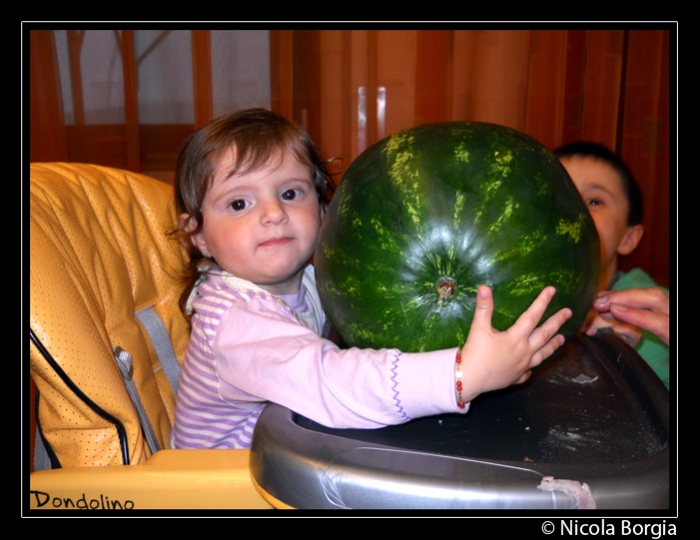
[260,198,288,225]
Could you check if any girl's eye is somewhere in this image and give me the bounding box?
[281,189,300,201]
[229,199,249,211]
[587,198,602,207]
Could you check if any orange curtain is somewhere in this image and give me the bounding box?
[277,29,671,287]
[29,28,671,287]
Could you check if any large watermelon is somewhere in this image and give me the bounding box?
[315,122,600,352]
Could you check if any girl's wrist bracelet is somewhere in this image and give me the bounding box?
[455,349,465,409]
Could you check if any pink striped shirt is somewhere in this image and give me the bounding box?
[172,266,464,449]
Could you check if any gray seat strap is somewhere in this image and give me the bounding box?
[113,346,160,454]
[135,307,180,395]
[34,427,52,471]
[34,386,53,471]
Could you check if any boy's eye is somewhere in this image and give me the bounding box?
[281,189,300,201]
[229,199,249,211]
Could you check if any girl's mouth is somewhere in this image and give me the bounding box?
[259,237,293,247]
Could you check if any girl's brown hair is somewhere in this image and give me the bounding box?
[173,108,332,317]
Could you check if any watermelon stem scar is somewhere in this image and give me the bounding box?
[437,278,457,301]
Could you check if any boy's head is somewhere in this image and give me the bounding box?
[554,142,644,290]
[175,108,331,241]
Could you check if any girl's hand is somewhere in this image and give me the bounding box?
[590,288,670,346]
[458,285,572,402]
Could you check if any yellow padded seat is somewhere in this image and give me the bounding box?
[29,163,270,509]
[30,163,190,467]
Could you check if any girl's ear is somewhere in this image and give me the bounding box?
[180,213,212,258]
[617,223,644,256]
[180,213,196,233]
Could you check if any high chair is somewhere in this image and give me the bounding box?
[28,163,271,510]
[29,163,669,511]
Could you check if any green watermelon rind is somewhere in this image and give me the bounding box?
[316,122,600,353]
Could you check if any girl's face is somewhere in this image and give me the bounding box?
[187,147,323,295]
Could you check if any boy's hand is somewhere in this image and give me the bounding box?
[582,312,642,347]
[589,288,669,346]
[458,285,571,402]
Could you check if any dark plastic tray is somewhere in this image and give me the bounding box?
[250,330,669,509]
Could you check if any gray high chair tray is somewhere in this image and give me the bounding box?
[250,330,669,509]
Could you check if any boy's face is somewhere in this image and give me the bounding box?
[187,147,323,295]
[560,156,643,291]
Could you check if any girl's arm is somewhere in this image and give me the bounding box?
[213,297,462,429]
[213,286,570,430]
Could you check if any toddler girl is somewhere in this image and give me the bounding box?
[171,109,571,449]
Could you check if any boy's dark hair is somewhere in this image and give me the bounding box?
[554,141,643,226]
[173,108,332,317]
